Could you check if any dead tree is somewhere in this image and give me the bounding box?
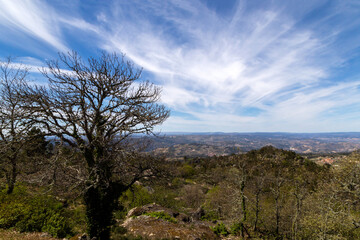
[22,51,170,240]
[0,58,32,194]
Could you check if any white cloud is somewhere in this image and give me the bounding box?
[94,0,360,131]
[2,0,360,132]
[0,0,68,51]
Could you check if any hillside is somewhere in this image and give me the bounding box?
[148,132,360,159]
[2,146,360,239]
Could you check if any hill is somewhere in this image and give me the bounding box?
[147,132,360,159]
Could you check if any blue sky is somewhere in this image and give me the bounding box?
[1,0,360,132]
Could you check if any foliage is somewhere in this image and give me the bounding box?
[120,185,153,210]
[180,163,196,178]
[0,185,72,238]
[211,222,229,236]
[2,126,360,240]
[143,211,177,223]
[150,186,184,211]
[116,183,186,222]
[230,222,242,235]
[202,184,232,220]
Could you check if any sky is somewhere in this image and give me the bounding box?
[1,0,360,133]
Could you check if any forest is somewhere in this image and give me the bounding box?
[2,142,360,239]
[1,53,360,240]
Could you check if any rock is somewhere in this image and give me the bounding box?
[78,233,88,240]
[126,203,178,219]
[122,204,219,240]
[122,215,218,240]
[40,232,51,238]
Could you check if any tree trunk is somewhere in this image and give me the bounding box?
[84,181,125,240]
[292,192,303,240]
[272,176,283,236]
[254,189,261,232]
[6,157,17,194]
[83,147,117,240]
[274,188,282,236]
[83,147,126,240]
[240,175,247,239]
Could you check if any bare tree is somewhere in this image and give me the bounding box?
[0,58,32,194]
[230,156,249,239]
[22,51,170,239]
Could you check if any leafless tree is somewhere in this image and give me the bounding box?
[22,51,170,240]
[0,58,32,194]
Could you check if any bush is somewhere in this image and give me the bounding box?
[42,212,72,238]
[144,211,177,223]
[181,164,196,178]
[200,210,219,221]
[0,185,73,238]
[119,185,153,210]
[230,222,242,235]
[151,186,184,211]
[117,185,153,220]
[211,222,229,236]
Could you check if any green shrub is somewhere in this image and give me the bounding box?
[118,184,184,217]
[230,222,242,235]
[0,186,73,238]
[200,210,219,221]
[42,212,72,238]
[150,187,184,211]
[170,177,183,188]
[181,164,196,178]
[211,222,229,236]
[143,211,177,223]
[117,185,153,220]
[119,185,153,210]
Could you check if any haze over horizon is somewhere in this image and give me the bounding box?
[1,0,360,132]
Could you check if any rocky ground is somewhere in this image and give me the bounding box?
[120,203,219,240]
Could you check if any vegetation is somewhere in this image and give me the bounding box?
[0,185,73,238]
[1,140,360,239]
[211,222,229,236]
[143,212,178,223]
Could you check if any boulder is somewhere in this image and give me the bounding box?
[123,215,218,240]
[122,204,219,240]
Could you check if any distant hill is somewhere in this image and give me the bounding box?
[147,132,360,159]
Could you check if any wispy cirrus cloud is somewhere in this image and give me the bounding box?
[93,0,360,131]
[0,0,101,54]
[0,0,68,51]
[1,0,360,132]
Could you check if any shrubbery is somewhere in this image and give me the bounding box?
[143,211,177,223]
[0,185,73,238]
[211,222,229,236]
[229,222,242,235]
[116,184,184,220]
